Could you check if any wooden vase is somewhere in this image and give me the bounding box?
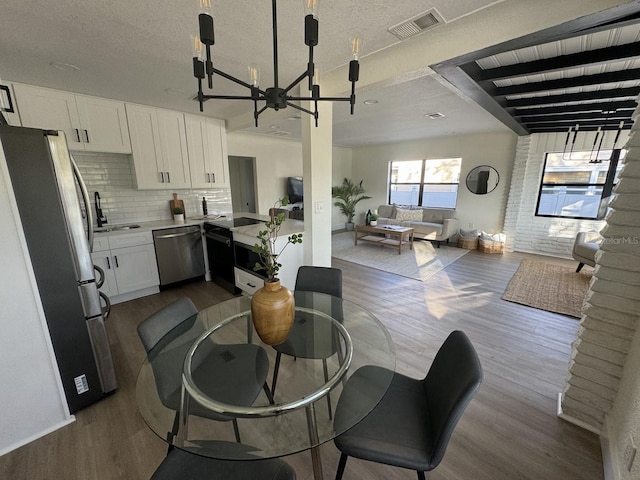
[250,279,295,346]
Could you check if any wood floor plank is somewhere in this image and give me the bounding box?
[0,250,602,480]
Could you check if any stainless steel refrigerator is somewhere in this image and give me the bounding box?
[0,125,117,413]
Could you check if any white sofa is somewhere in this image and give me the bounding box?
[572,231,601,272]
[376,205,459,247]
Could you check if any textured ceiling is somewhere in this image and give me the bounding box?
[1,1,636,146]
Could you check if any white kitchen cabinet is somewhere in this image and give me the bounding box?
[12,83,131,153]
[126,104,191,189]
[185,114,229,188]
[0,82,22,126]
[91,231,160,303]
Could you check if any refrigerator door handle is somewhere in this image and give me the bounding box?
[70,153,94,252]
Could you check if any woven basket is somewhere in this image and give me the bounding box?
[479,238,504,254]
[457,237,478,250]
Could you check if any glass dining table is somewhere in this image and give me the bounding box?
[136,291,396,480]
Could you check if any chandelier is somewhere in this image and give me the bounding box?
[192,0,361,127]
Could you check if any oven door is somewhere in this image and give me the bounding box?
[205,227,238,294]
[233,241,268,280]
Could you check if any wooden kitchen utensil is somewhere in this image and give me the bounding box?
[169,193,186,218]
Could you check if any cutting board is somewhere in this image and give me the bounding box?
[169,193,185,218]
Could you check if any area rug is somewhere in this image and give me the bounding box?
[331,232,469,282]
[502,259,592,318]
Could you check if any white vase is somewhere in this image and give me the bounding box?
[174,213,184,223]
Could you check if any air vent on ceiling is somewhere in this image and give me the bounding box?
[388,9,444,41]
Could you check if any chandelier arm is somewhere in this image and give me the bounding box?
[211,67,266,95]
[285,102,315,116]
[288,96,350,102]
[284,71,311,95]
[201,94,257,101]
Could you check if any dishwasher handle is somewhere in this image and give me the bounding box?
[154,230,201,240]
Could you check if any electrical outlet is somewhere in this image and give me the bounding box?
[624,435,637,472]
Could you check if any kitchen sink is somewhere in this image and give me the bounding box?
[94,224,141,233]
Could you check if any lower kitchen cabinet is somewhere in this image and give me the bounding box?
[92,231,160,303]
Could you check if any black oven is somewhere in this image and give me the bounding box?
[203,222,238,294]
[233,240,268,280]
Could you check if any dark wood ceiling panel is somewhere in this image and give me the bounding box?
[431,3,640,134]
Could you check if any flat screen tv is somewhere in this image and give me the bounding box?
[287,176,303,204]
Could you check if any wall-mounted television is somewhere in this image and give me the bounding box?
[287,176,303,204]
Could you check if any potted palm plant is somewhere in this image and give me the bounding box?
[250,196,303,346]
[172,206,185,223]
[332,178,372,231]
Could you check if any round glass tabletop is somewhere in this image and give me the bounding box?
[136,291,395,461]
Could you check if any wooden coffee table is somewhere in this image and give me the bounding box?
[354,224,414,255]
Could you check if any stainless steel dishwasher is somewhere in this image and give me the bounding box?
[153,225,205,286]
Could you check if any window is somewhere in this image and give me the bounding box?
[536,149,625,219]
[389,158,461,208]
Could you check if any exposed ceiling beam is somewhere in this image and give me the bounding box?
[526,119,633,132]
[501,87,640,108]
[519,111,632,123]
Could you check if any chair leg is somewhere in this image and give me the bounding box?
[232,419,241,443]
[323,358,332,419]
[271,351,282,394]
[263,382,275,405]
[417,471,426,480]
[576,262,585,273]
[335,453,348,480]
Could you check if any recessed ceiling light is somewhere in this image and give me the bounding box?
[269,124,280,129]
[425,112,445,119]
[363,99,378,105]
[165,88,186,95]
[285,115,301,121]
[50,61,80,72]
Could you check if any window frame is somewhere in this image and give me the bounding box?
[388,158,461,209]
[535,149,623,220]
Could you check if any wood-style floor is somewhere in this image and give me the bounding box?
[0,249,603,480]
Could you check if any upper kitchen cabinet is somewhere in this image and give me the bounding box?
[185,114,229,188]
[0,82,21,126]
[126,104,191,190]
[12,84,131,154]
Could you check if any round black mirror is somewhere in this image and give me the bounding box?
[466,165,499,195]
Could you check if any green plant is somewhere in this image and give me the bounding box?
[173,207,184,215]
[370,212,379,221]
[332,178,372,224]
[252,196,303,282]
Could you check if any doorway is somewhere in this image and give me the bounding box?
[228,155,257,214]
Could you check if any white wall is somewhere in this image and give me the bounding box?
[350,131,517,233]
[0,153,73,455]
[227,131,353,224]
[504,129,630,257]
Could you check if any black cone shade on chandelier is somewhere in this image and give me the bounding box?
[192,0,360,127]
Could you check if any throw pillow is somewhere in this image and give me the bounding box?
[481,231,506,243]
[395,208,423,222]
[459,228,478,239]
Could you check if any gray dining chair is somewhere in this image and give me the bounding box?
[332,330,483,480]
[271,266,343,417]
[150,441,296,480]
[137,297,274,446]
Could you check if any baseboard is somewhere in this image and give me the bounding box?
[0,416,75,456]
[556,392,602,435]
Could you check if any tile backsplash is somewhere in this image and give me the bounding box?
[74,152,232,226]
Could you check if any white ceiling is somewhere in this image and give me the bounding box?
[1,0,631,147]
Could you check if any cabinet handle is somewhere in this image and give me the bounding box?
[84,129,90,143]
[247,282,256,288]
[211,173,215,183]
[206,173,210,183]
[160,172,165,183]
[114,256,119,268]
[74,129,81,142]
[106,257,111,269]
[166,172,170,183]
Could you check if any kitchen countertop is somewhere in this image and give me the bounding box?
[93,212,303,239]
